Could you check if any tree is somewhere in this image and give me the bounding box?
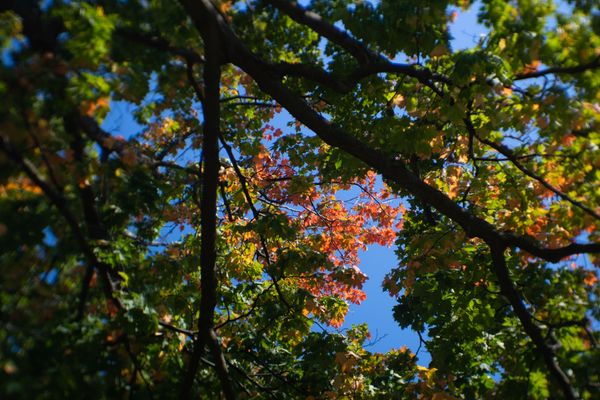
[0,0,599,398]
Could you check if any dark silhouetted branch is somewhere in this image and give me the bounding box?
[515,56,600,80]
[489,244,576,400]
[178,4,235,398]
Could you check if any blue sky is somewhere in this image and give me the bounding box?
[101,2,488,365]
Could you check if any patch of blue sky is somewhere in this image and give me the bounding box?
[448,1,488,51]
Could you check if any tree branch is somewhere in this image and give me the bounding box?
[489,244,577,400]
[178,4,235,398]
[116,27,205,64]
[218,134,292,310]
[271,60,447,96]
[465,115,600,221]
[515,56,600,80]
[69,118,122,318]
[262,1,448,95]
[0,136,119,316]
[263,0,378,65]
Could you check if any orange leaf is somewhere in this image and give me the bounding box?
[430,43,449,58]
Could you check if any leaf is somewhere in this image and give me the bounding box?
[430,43,449,58]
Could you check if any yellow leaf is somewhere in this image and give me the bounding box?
[335,351,360,373]
[417,365,438,383]
[392,94,405,107]
[498,38,506,51]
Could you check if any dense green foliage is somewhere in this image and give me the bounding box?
[1,0,599,399]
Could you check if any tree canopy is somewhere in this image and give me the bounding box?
[1,0,599,399]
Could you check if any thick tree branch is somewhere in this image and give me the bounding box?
[179,5,235,398]
[186,58,291,312]
[349,62,448,96]
[501,237,600,263]
[271,60,447,96]
[269,62,351,92]
[489,244,577,400]
[263,0,378,65]
[262,1,448,95]
[515,56,600,80]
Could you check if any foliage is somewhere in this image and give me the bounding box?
[1,0,599,399]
